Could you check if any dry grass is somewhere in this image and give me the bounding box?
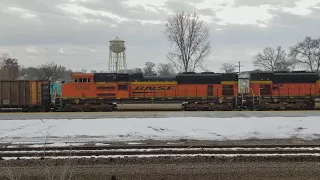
[3,164,25,180]
[3,130,76,180]
[3,155,75,180]
[4,165,62,180]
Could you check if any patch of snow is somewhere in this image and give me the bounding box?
[2,147,320,153]
[95,143,110,146]
[127,142,145,145]
[27,142,86,148]
[167,142,181,145]
[1,116,320,145]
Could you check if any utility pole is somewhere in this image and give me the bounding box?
[235,61,243,74]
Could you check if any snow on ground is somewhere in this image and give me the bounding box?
[1,116,320,145]
[27,142,87,148]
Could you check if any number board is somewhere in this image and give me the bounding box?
[76,85,90,91]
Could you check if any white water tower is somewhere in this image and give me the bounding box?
[109,37,127,73]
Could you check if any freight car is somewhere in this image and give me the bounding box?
[2,71,320,112]
[0,80,51,112]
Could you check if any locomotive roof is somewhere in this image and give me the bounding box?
[144,76,176,81]
[250,71,318,75]
[93,72,237,77]
[250,71,319,83]
[83,71,320,83]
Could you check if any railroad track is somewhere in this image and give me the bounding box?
[2,144,320,159]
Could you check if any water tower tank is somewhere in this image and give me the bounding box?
[108,36,127,73]
[109,37,126,53]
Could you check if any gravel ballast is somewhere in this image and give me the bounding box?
[1,156,320,180]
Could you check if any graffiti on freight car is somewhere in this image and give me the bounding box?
[76,85,90,90]
[134,86,175,91]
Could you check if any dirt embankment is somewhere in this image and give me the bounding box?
[1,156,320,180]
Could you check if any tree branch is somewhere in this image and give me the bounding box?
[165,11,211,72]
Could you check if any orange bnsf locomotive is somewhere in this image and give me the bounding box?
[51,70,320,112]
[57,72,237,111]
[247,71,320,110]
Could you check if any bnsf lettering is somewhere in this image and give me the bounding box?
[76,85,90,90]
[134,86,174,90]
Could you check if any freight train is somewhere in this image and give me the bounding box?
[1,71,320,112]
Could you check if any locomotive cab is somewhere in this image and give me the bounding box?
[72,73,93,84]
[69,73,94,97]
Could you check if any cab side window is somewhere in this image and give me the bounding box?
[74,78,91,83]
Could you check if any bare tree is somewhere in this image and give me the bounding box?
[20,67,40,80]
[38,62,67,82]
[90,70,97,73]
[127,68,143,74]
[0,52,10,61]
[81,68,87,73]
[220,63,236,73]
[165,11,211,72]
[157,63,176,76]
[289,36,320,73]
[0,68,9,80]
[253,46,293,72]
[0,53,20,80]
[143,62,156,76]
[314,38,320,72]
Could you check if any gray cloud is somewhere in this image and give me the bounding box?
[0,0,320,72]
[234,0,299,7]
[164,0,197,12]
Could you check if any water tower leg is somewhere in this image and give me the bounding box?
[116,53,119,73]
[109,50,112,72]
[123,51,127,73]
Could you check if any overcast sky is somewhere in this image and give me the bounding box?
[1,0,320,72]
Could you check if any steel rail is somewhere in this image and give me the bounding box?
[2,146,320,158]
[2,144,320,152]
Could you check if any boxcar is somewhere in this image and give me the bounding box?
[0,80,51,112]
